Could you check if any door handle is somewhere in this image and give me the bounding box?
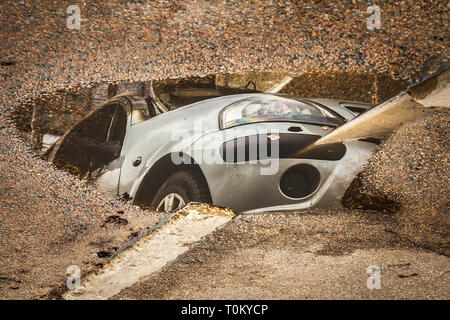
[132,157,142,167]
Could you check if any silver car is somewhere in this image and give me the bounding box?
[49,92,376,213]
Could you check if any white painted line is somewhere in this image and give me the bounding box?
[64,204,234,300]
[268,76,293,93]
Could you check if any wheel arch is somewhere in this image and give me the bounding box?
[133,152,211,208]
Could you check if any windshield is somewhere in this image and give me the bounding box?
[220,95,343,129]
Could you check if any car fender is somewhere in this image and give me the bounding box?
[128,132,203,198]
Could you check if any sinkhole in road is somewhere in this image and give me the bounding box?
[11,71,408,298]
[13,71,406,156]
[11,71,406,214]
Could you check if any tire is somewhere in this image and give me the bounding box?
[151,170,211,212]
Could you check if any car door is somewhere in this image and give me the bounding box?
[117,95,158,196]
[50,102,128,192]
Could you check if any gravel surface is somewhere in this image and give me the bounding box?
[0,121,165,299]
[344,108,450,255]
[114,210,449,299]
[0,0,448,299]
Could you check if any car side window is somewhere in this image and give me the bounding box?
[107,105,127,145]
[52,103,119,177]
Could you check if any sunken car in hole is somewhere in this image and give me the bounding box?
[48,92,376,213]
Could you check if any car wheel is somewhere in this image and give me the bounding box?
[151,170,211,213]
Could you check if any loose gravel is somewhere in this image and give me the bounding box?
[344,108,450,255]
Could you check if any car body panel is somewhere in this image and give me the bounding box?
[50,92,376,213]
[189,123,375,212]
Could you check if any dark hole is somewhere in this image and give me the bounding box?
[104,215,128,226]
[0,60,16,66]
[279,164,321,199]
[97,251,112,258]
